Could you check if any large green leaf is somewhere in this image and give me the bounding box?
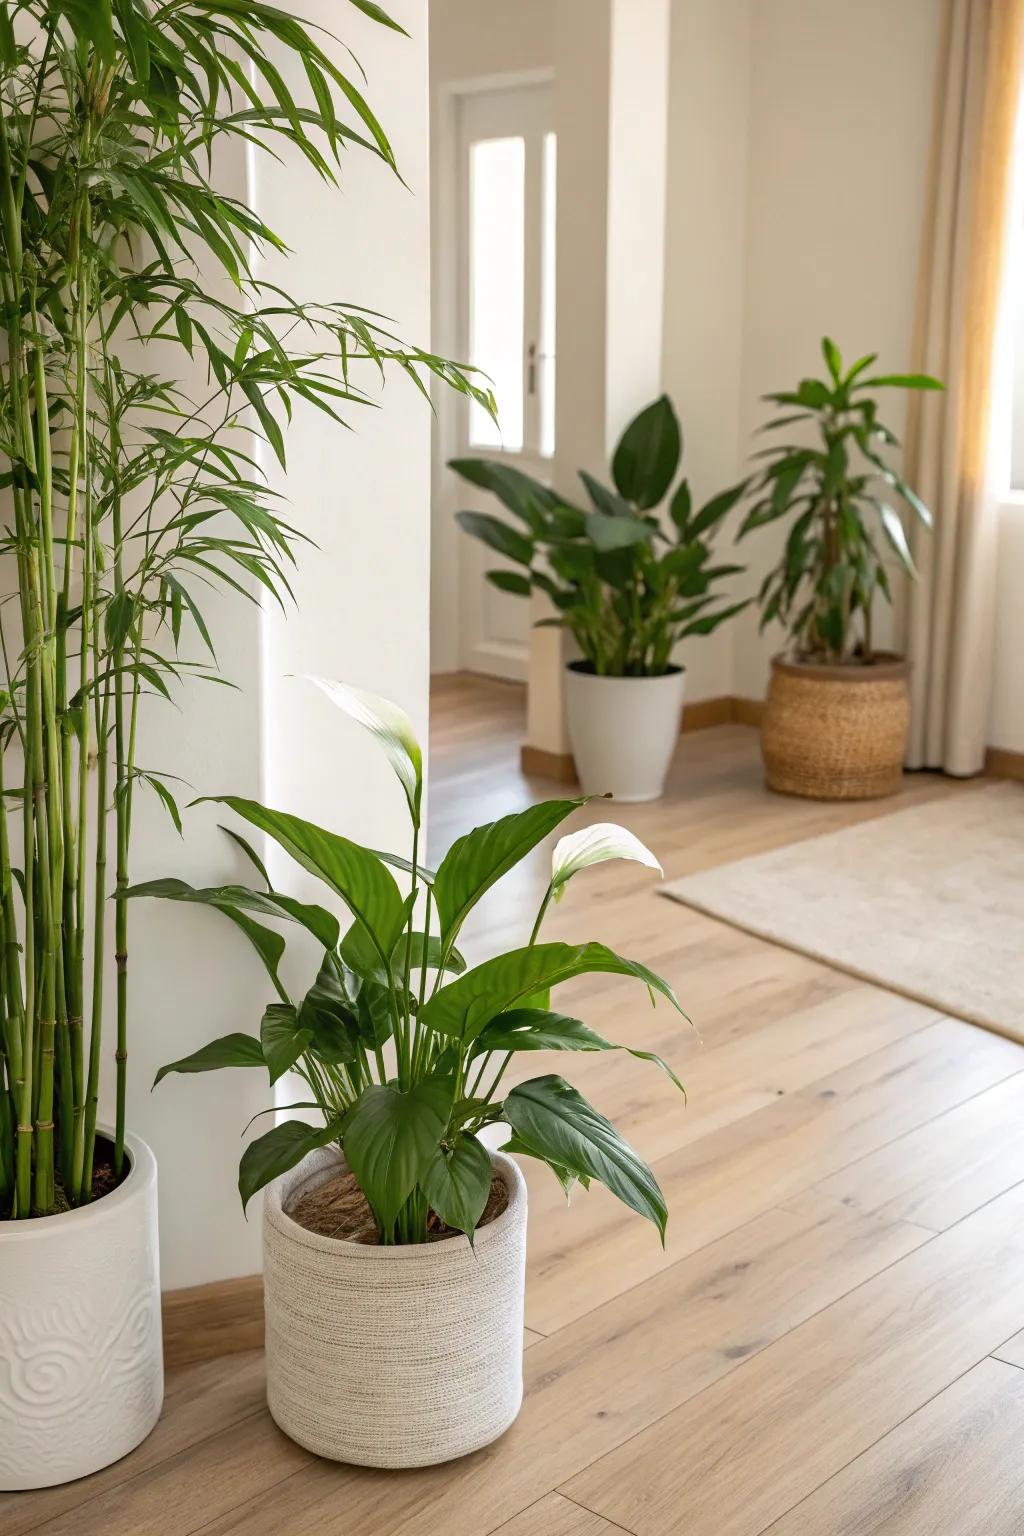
[307,676,423,827]
[448,458,562,522]
[396,932,467,979]
[154,1032,264,1088]
[420,940,687,1045]
[504,1076,667,1238]
[238,1117,342,1213]
[200,797,407,969]
[611,395,681,510]
[297,955,362,1063]
[471,1008,685,1094]
[343,1077,454,1236]
[455,511,533,566]
[124,876,339,950]
[432,799,585,944]
[501,1130,586,1198]
[420,1133,493,1240]
[260,1003,312,1086]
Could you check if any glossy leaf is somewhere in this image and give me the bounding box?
[611,395,681,510]
[124,876,339,951]
[504,1076,667,1238]
[448,458,562,522]
[343,1077,454,1236]
[471,1008,685,1093]
[239,1117,343,1213]
[433,799,586,944]
[260,1004,312,1086]
[200,797,407,968]
[420,940,687,1045]
[421,1133,493,1240]
[154,1032,264,1088]
[297,955,362,1063]
[455,510,533,567]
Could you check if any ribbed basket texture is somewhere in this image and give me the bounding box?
[761,654,910,801]
[263,1146,527,1468]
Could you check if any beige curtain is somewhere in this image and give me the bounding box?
[903,0,1024,775]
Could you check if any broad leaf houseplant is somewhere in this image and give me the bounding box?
[132,679,686,1468]
[738,339,941,799]
[452,395,749,801]
[0,0,489,1491]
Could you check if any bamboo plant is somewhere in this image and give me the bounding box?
[130,680,686,1244]
[0,0,491,1219]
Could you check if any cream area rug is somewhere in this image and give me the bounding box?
[662,783,1024,1043]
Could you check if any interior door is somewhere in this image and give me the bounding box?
[456,81,557,680]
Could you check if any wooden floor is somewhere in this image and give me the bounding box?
[9,672,1024,1535]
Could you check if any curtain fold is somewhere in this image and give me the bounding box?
[903,0,1024,775]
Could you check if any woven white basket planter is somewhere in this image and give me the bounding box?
[263,1146,527,1469]
[0,1130,164,1491]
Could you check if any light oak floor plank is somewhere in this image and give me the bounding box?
[3,1351,267,1536]
[562,1180,1024,1536]
[523,1016,1023,1333]
[2,676,1007,1536]
[189,1200,929,1536]
[490,1493,627,1535]
[782,1069,1024,1232]
[761,1358,1024,1535]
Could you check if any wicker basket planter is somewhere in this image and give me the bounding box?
[263,1147,527,1469]
[761,653,910,801]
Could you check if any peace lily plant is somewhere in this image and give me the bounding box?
[130,681,685,1245]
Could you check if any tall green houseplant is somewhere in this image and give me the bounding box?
[740,338,941,663]
[0,0,490,1218]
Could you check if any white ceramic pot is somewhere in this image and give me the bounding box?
[0,1130,163,1491]
[263,1147,527,1469]
[564,662,687,802]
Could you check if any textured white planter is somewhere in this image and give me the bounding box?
[264,1147,527,1468]
[565,662,687,802]
[0,1131,164,1491]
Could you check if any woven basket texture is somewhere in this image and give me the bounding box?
[263,1146,527,1468]
[761,656,910,801]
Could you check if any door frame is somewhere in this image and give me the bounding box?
[430,67,555,682]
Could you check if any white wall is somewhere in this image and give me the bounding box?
[126,0,433,1289]
[730,0,942,700]
[661,0,753,703]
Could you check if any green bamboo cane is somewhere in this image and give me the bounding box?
[78,684,109,1202]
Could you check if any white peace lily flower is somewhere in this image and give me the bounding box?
[550,822,663,900]
[307,676,423,822]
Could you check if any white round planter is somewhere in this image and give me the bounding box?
[0,1130,164,1491]
[263,1147,527,1469]
[565,662,687,802]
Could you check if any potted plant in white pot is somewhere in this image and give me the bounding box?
[737,339,941,799]
[0,0,491,1491]
[450,397,750,801]
[128,680,686,1469]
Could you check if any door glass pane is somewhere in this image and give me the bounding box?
[539,131,557,459]
[468,136,525,451]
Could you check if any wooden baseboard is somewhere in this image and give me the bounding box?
[985,746,1024,782]
[162,1274,264,1370]
[731,696,764,727]
[520,695,762,782]
[520,743,578,782]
